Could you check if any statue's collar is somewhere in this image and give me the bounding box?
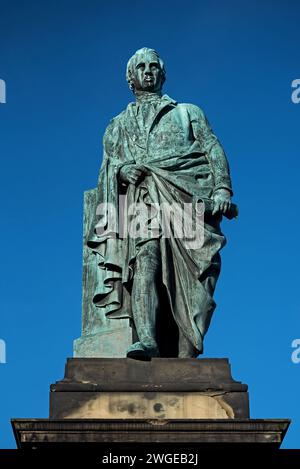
[125,95,177,134]
[135,92,162,104]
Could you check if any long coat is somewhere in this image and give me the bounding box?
[87,94,233,353]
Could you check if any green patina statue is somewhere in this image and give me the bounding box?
[87,47,235,360]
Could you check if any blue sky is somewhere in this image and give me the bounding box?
[0,0,299,449]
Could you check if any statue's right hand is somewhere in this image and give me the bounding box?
[119,164,145,185]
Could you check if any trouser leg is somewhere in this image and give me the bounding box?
[127,240,161,360]
[178,253,221,358]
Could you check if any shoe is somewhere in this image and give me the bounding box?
[126,341,160,361]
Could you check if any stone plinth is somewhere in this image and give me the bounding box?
[12,357,291,450]
[50,357,249,419]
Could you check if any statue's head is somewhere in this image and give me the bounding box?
[126,47,166,94]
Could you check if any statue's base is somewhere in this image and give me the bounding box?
[49,358,250,419]
[11,358,290,450]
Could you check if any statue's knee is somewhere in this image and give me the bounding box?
[135,241,161,276]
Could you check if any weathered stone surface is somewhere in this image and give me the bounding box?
[50,357,249,419]
[51,357,247,391]
[50,391,237,419]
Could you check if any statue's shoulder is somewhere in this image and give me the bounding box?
[105,109,126,131]
[176,102,206,121]
[103,109,127,145]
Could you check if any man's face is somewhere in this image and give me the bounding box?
[131,53,163,93]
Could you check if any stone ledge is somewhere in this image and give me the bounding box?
[51,357,248,392]
[11,419,290,449]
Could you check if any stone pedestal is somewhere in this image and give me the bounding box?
[50,358,249,420]
[11,357,290,450]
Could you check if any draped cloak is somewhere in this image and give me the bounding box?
[87,95,233,353]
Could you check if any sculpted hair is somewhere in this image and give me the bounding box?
[126,47,166,92]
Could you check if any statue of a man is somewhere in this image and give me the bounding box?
[87,47,234,360]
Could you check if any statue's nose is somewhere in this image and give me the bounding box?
[144,64,151,74]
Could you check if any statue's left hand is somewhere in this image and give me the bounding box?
[212,188,231,215]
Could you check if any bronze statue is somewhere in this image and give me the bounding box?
[87,47,235,360]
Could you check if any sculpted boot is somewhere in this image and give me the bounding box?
[127,292,160,361]
[127,240,161,360]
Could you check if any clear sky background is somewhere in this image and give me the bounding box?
[0,0,299,449]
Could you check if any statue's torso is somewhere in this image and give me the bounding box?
[116,96,210,162]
